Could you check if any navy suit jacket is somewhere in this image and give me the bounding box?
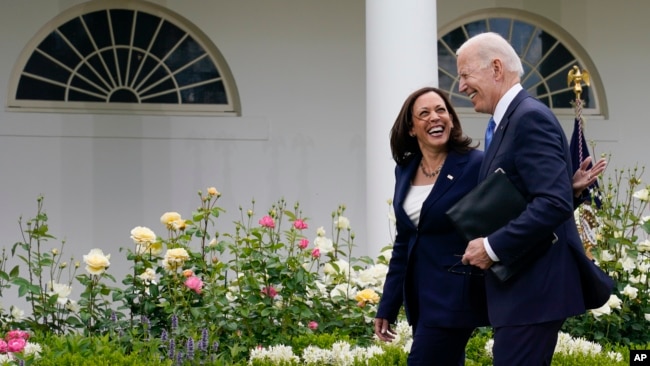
[376,149,489,328]
[480,89,586,327]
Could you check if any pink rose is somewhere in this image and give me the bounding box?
[298,238,309,249]
[0,340,7,353]
[7,338,25,353]
[311,248,321,258]
[5,330,29,340]
[293,219,308,230]
[261,286,277,299]
[184,276,203,294]
[259,215,275,228]
[308,321,318,330]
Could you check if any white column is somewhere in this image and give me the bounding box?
[366,1,438,256]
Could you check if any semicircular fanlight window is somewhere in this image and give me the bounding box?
[9,2,240,116]
[438,12,605,117]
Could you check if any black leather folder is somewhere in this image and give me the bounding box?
[446,168,541,281]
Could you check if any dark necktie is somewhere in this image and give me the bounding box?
[485,117,496,150]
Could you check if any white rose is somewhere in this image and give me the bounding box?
[355,268,376,287]
[629,275,641,284]
[607,294,622,310]
[335,216,350,230]
[10,305,24,321]
[600,250,615,262]
[645,313,650,322]
[590,303,611,318]
[622,284,638,300]
[619,256,637,272]
[356,264,388,287]
[316,226,326,237]
[633,188,650,202]
[47,282,72,305]
[638,239,650,252]
[332,259,350,276]
[330,283,354,300]
[313,236,334,254]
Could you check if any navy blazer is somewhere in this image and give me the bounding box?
[376,149,489,328]
[480,89,586,327]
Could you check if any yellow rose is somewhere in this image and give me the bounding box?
[207,187,219,196]
[160,212,182,229]
[130,226,156,245]
[83,248,111,275]
[354,288,380,305]
[162,248,190,271]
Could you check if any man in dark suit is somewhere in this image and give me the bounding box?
[456,32,590,365]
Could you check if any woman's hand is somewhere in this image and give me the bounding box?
[573,157,607,197]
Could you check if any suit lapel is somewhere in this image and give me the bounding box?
[480,89,530,179]
[420,151,466,220]
[393,152,466,229]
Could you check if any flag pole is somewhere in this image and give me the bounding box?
[568,65,597,258]
[568,65,591,164]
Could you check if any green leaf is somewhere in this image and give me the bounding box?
[9,265,20,277]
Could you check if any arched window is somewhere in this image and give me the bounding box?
[438,8,607,117]
[7,0,240,116]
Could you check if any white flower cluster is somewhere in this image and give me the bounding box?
[249,341,385,366]
[248,344,299,364]
[484,332,623,361]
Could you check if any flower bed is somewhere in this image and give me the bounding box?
[0,163,648,364]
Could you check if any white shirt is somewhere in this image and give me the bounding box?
[403,184,434,227]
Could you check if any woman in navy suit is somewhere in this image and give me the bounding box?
[374,87,488,366]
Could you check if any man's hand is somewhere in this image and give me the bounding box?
[462,238,494,270]
[374,318,396,342]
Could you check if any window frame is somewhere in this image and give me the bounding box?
[438,8,607,118]
[6,0,241,116]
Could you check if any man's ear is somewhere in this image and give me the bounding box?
[492,59,504,79]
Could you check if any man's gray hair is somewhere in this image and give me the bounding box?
[456,32,524,77]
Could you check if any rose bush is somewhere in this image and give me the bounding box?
[2,190,391,364]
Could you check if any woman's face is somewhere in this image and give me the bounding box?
[409,92,453,152]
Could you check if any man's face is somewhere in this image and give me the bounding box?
[457,49,497,115]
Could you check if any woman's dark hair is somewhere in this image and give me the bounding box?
[389,87,475,165]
